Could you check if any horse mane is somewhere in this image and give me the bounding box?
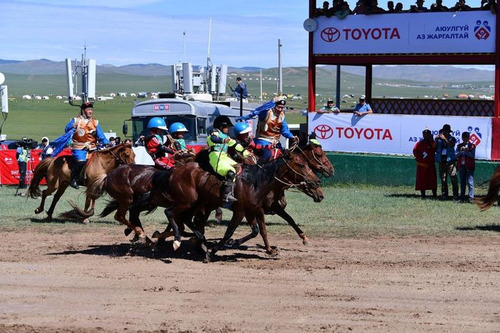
[240,157,284,189]
[151,169,174,190]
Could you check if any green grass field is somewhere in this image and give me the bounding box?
[2,184,498,240]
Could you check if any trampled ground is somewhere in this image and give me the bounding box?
[0,224,499,332]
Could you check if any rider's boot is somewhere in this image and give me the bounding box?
[221,171,237,203]
[70,161,85,189]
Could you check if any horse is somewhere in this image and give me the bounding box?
[207,141,334,246]
[27,143,136,221]
[86,153,204,243]
[475,164,500,210]
[148,148,324,261]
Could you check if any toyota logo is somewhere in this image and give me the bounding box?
[320,27,341,42]
[314,124,334,139]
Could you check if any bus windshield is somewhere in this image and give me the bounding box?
[133,115,198,143]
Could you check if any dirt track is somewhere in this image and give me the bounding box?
[0,225,499,332]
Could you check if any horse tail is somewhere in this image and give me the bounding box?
[85,174,108,200]
[476,165,500,210]
[27,157,53,198]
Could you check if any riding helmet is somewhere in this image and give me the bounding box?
[147,117,168,131]
[213,116,233,130]
[169,122,189,134]
[234,122,252,135]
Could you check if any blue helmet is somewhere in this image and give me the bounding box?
[147,117,168,130]
[234,121,252,135]
[169,122,188,134]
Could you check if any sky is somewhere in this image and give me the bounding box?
[1,0,489,69]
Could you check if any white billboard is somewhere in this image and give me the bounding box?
[308,113,492,160]
[313,11,495,55]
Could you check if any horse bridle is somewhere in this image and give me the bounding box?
[106,145,130,165]
[274,146,320,190]
[296,144,330,176]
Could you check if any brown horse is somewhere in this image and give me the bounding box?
[27,143,135,220]
[148,148,324,260]
[209,141,334,246]
[476,164,500,210]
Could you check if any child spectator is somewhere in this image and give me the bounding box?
[456,132,476,203]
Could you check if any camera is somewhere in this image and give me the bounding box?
[17,138,37,149]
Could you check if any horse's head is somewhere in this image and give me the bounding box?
[300,141,334,177]
[109,142,136,165]
[279,150,324,202]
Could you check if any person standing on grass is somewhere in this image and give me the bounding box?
[456,132,476,203]
[413,129,437,199]
[435,124,459,201]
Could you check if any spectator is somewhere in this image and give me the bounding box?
[394,2,404,12]
[413,129,437,199]
[368,0,386,13]
[387,0,395,12]
[334,0,352,18]
[237,97,298,161]
[107,137,116,147]
[431,0,449,11]
[353,0,370,14]
[435,124,459,201]
[115,136,121,145]
[318,100,340,114]
[37,136,53,160]
[481,0,497,13]
[229,77,248,100]
[415,0,429,11]
[354,95,373,116]
[456,132,476,203]
[452,0,472,11]
[16,140,29,191]
[316,1,334,16]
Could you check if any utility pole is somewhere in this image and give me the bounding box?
[278,39,282,97]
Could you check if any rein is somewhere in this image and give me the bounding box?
[272,147,318,190]
[296,144,328,174]
[100,145,130,166]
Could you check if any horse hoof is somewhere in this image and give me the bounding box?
[34,208,43,214]
[302,237,310,246]
[124,228,132,236]
[82,218,90,224]
[267,248,279,257]
[152,231,160,238]
[173,240,181,251]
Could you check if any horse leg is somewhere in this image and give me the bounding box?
[34,187,50,215]
[114,204,146,242]
[255,210,278,256]
[273,202,309,246]
[228,212,259,247]
[45,184,68,220]
[210,211,245,259]
[215,207,223,224]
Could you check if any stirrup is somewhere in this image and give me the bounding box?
[70,179,79,189]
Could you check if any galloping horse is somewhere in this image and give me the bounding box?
[476,164,500,210]
[27,143,135,220]
[206,141,334,245]
[148,148,324,260]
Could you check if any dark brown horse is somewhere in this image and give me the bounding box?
[148,148,324,260]
[27,143,135,221]
[476,164,500,210]
[210,141,334,246]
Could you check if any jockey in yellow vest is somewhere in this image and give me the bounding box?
[65,102,109,189]
[207,115,249,203]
